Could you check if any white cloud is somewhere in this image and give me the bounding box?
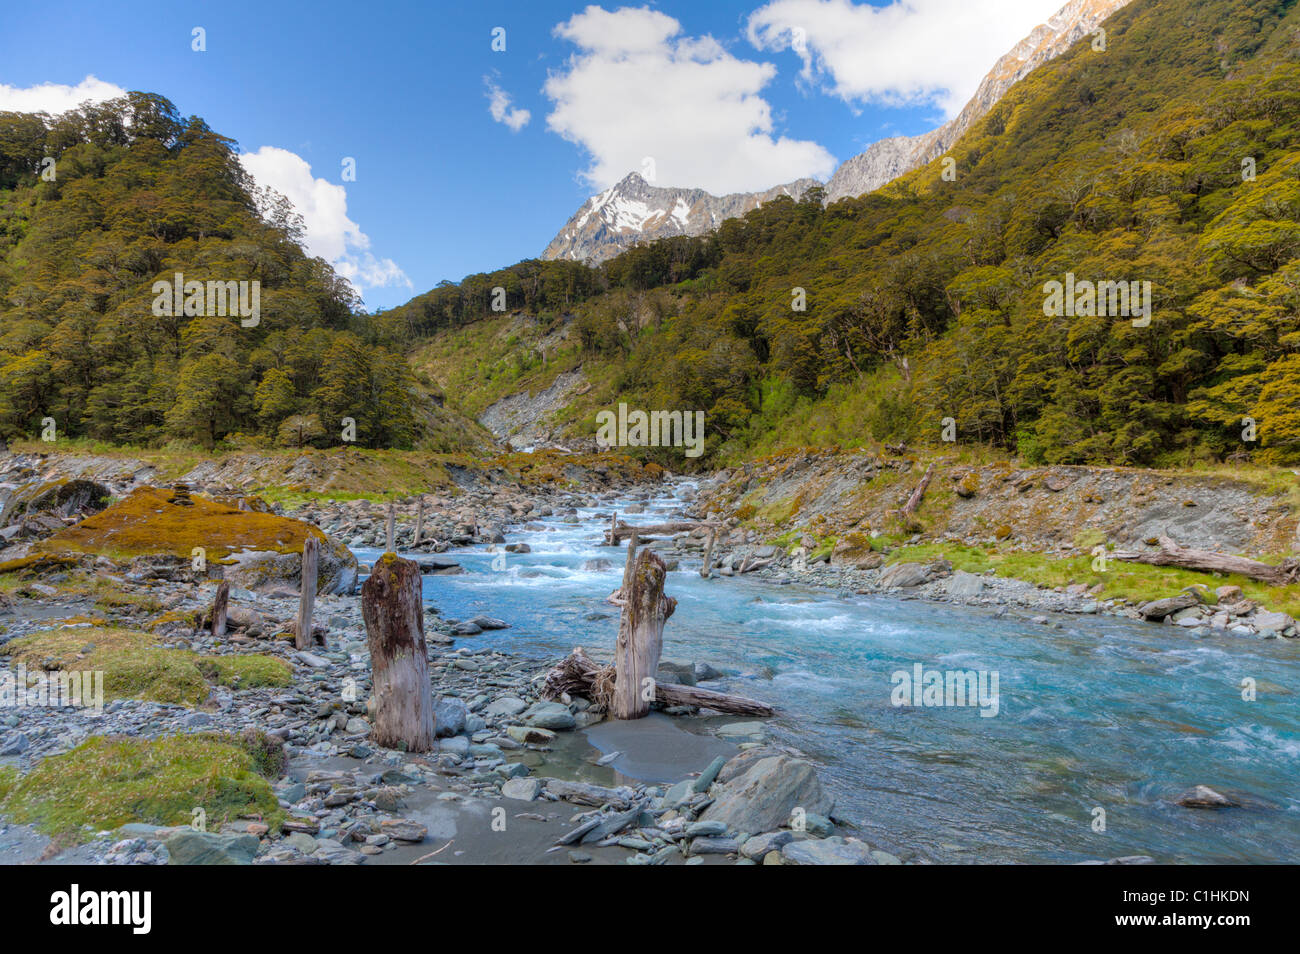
[544,4,835,194]
[238,146,411,296]
[486,79,531,132]
[0,75,126,114]
[747,0,1066,117]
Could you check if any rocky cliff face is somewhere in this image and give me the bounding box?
[826,0,1131,201]
[542,173,819,264]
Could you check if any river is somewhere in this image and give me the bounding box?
[360,482,1300,864]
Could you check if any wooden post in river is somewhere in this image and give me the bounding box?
[413,496,424,548]
[610,533,677,720]
[386,503,396,552]
[361,553,436,751]
[211,581,229,638]
[700,527,717,579]
[295,536,319,650]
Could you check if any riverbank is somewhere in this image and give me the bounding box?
[2,447,1297,864]
[0,465,873,865]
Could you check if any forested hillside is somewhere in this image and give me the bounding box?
[0,93,490,452]
[407,0,1300,467]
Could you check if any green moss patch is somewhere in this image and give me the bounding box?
[195,654,292,690]
[0,734,282,839]
[1,627,291,706]
[886,544,1300,617]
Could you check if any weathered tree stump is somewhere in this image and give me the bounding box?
[361,553,436,752]
[210,581,229,639]
[610,538,676,720]
[295,536,319,651]
[700,527,716,579]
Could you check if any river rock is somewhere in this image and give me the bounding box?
[781,836,876,865]
[522,701,575,730]
[694,662,726,681]
[166,830,259,865]
[484,695,527,718]
[433,696,469,737]
[469,615,510,630]
[700,754,833,832]
[741,830,794,859]
[880,562,930,588]
[506,725,556,745]
[1176,785,1239,809]
[946,570,985,598]
[1138,594,1198,620]
[501,777,542,801]
[656,660,697,686]
[1252,610,1294,635]
[380,819,428,842]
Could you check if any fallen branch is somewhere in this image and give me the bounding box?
[542,648,774,717]
[901,462,936,517]
[605,520,712,545]
[737,556,774,574]
[1111,535,1300,585]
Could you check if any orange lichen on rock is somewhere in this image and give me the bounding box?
[32,486,358,594]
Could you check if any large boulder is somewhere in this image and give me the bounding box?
[781,836,876,865]
[1138,594,1198,620]
[165,829,259,865]
[880,562,931,588]
[34,486,357,594]
[700,753,833,833]
[0,478,111,525]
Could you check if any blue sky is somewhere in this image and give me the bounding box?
[0,0,1067,310]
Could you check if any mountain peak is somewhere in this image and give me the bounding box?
[543,175,819,264]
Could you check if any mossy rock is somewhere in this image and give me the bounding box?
[0,734,283,839]
[955,472,980,498]
[35,486,357,594]
[0,554,81,575]
[0,478,111,526]
[994,525,1013,540]
[832,532,885,569]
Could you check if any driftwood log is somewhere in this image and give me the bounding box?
[542,649,774,717]
[605,520,712,545]
[361,553,436,752]
[294,536,319,651]
[902,461,936,517]
[1112,535,1300,585]
[611,540,676,719]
